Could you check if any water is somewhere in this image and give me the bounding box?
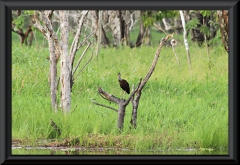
[12,146,228,155]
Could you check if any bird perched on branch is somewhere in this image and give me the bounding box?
[118,73,130,96]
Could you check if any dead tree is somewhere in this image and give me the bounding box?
[33,10,95,112]
[92,34,173,130]
[130,34,173,128]
[91,79,142,131]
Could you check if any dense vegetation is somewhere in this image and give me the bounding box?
[12,28,228,152]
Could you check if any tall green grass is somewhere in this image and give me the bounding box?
[12,32,228,152]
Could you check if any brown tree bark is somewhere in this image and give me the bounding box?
[217,10,228,52]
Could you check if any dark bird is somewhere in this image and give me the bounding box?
[118,73,130,95]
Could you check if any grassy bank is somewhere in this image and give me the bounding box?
[12,32,228,152]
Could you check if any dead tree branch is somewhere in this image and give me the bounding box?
[140,34,173,88]
[90,98,118,112]
[97,87,121,103]
[70,10,89,68]
[130,34,173,128]
[72,41,91,76]
[98,91,112,101]
[74,52,94,80]
[94,78,142,130]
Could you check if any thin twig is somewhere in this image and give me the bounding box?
[77,27,98,50]
[74,52,94,80]
[76,21,111,50]
[141,34,173,86]
[72,41,91,76]
[90,98,118,112]
[70,10,89,66]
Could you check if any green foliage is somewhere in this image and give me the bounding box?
[200,10,212,17]
[12,10,34,32]
[208,20,219,28]
[156,10,179,20]
[209,30,221,45]
[12,15,25,30]
[199,25,210,36]
[186,18,200,30]
[142,10,179,27]
[186,10,221,46]
[23,10,34,15]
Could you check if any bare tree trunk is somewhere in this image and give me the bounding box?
[49,38,58,111]
[217,10,228,53]
[33,10,61,111]
[96,10,102,55]
[135,10,146,47]
[33,10,93,112]
[117,101,127,130]
[91,10,110,48]
[119,10,124,40]
[123,10,131,46]
[179,10,192,70]
[59,11,71,113]
[130,85,140,128]
[109,10,122,47]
